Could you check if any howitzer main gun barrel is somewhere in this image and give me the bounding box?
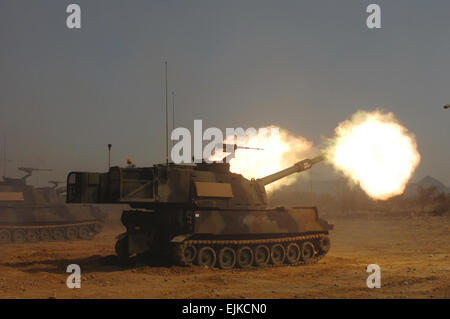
[256,154,325,186]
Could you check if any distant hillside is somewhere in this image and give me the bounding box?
[404,176,450,197]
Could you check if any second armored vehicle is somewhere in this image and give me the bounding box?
[0,167,105,244]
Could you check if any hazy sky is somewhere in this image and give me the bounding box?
[0,0,449,187]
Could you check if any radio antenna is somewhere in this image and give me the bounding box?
[0,142,3,177]
[2,134,7,177]
[165,61,169,165]
[107,144,112,169]
[172,91,175,148]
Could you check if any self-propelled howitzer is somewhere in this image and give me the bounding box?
[67,155,332,268]
[0,168,105,245]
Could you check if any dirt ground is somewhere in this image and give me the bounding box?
[0,215,449,299]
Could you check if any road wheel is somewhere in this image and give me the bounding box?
[12,230,25,243]
[40,229,51,241]
[0,230,11,244]
[78,226,90,240]
[236,246,254,268]
[66,227,77,241]
[197,246,216,268]
[182,245,197,264]
[52,229,65,241]
[254,245,270,266]
[218,247,236,269]
[319,236,331,253]
[26,230,39,243]
[301,241,315,262]
[91,222,103,234]
[270,243,285,265]
[286,243,301,264]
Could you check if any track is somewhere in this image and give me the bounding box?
[173,232,330,269]
[0,221,103,244]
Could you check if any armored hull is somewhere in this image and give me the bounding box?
[121,206,331,268]
[68,156,332,268]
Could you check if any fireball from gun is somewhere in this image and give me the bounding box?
[325,110,421,200]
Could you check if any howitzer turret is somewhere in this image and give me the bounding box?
[67,154,332,268]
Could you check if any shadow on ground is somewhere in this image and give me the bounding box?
[0,253,175,274]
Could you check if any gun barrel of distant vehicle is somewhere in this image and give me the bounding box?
[256,154,325,187]
[18,167,52,172]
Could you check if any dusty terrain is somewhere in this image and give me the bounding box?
[0,215,449,299]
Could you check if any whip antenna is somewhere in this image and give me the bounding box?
[165,61,169,165]
[172,91,175,148]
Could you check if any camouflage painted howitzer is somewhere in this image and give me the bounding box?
[67,154,332,268]
[0,167,105,244]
